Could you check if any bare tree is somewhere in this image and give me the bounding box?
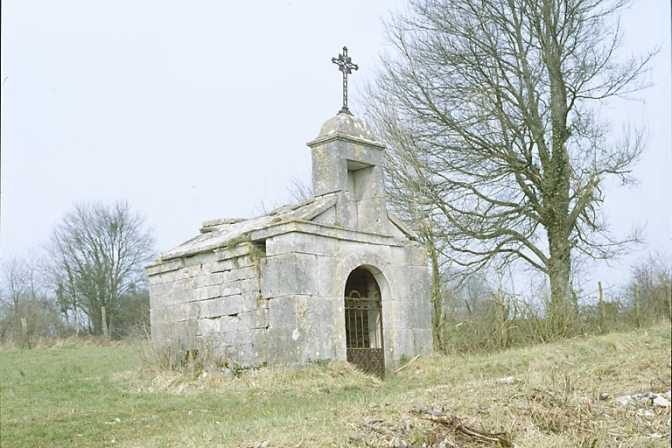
[253,174,313,215]
[46,201,154,335]
[0,254,63,347]
[628,251,671,324]
[366,0,653,332]
[287,174,313,204]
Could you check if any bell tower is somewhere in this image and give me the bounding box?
[307,113,388,234]
[306,46,389,234]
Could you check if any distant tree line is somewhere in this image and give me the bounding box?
[0,201,154,346]
[433,252,671,354]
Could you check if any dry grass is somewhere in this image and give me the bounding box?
[129,325,670,447]
[129,360,382,396]
[0,333,121,349]
[342,327,672,447]
[1,325,670,447]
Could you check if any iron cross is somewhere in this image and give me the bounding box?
[332,46,359,115]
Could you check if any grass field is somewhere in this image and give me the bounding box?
[1,326,670,447]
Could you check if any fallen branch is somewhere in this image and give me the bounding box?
[412,407,512,446]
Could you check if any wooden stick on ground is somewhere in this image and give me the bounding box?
[394,355,420,373]
[412,407,512,446]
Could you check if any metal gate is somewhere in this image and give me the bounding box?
[345,290,385,378]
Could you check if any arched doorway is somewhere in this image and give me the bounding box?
[344,266,384,377]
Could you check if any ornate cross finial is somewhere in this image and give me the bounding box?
[331,46,358,115]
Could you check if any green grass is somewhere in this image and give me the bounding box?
[1,326,671,447]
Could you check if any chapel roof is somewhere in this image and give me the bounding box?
[159,193,338,261]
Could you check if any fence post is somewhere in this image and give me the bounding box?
[598,281,605,333]
[633,284,640,329]
[101,306,109,338]
[667,283,671,323]
[496,287,509,349]
[21,317,28,348]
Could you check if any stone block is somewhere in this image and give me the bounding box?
[151,303,193,324]
[311,206,336,226]
[206,256,255,273]
[240,308,269,330]
[218,313,243,332]
[414,298,433,329]
[311,148,347,197]
[268,295,299,328]
[267,295,343,365]
[209,308,268,333]
[266,325,300,365]
[413,328,433,355]
[193,285,221,301]
[146,258,184,277]
[220,328,267,366]
[198,317,220,336]
[149,277,192,297]
[197,295,246,318]
[221,266,258,283]
[221,278,260,297]
[152,319,199,348]
[184,265,204,278]
[316,256,341,297]
[153,288,199,306]
[356,196,388,234]
[148,268,189,285]
[192,272,224,289]
[183,251,219,267]
[300,299,342,362]
[214,244,250,261]
[261,253,319,297]
[266,233,336,257]
[391,327,415,360]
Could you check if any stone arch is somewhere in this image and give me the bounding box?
[334,253,397,376]
[336,253,393,305]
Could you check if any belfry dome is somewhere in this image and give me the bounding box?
[317,112,376,142]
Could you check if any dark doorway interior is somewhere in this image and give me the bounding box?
[344,267,384,377]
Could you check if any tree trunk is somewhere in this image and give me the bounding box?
[547,229,572,337]
[89,305,103,335]
[667,283,671,323]
[101,306,109,338]
[633,284,641,329]
[598,281,605,333]
[429,243,444,352]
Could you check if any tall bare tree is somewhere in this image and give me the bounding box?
[47,201,154,335]
[366,0,652,332]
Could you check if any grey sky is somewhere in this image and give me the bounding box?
[1,0,670,294]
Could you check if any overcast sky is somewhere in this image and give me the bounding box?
[1,0,670,295]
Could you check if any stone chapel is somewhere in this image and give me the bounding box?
[147,99,433,377]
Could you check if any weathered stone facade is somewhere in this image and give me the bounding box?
[147,112,432,375]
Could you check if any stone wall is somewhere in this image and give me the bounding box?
[148,243,267,366]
